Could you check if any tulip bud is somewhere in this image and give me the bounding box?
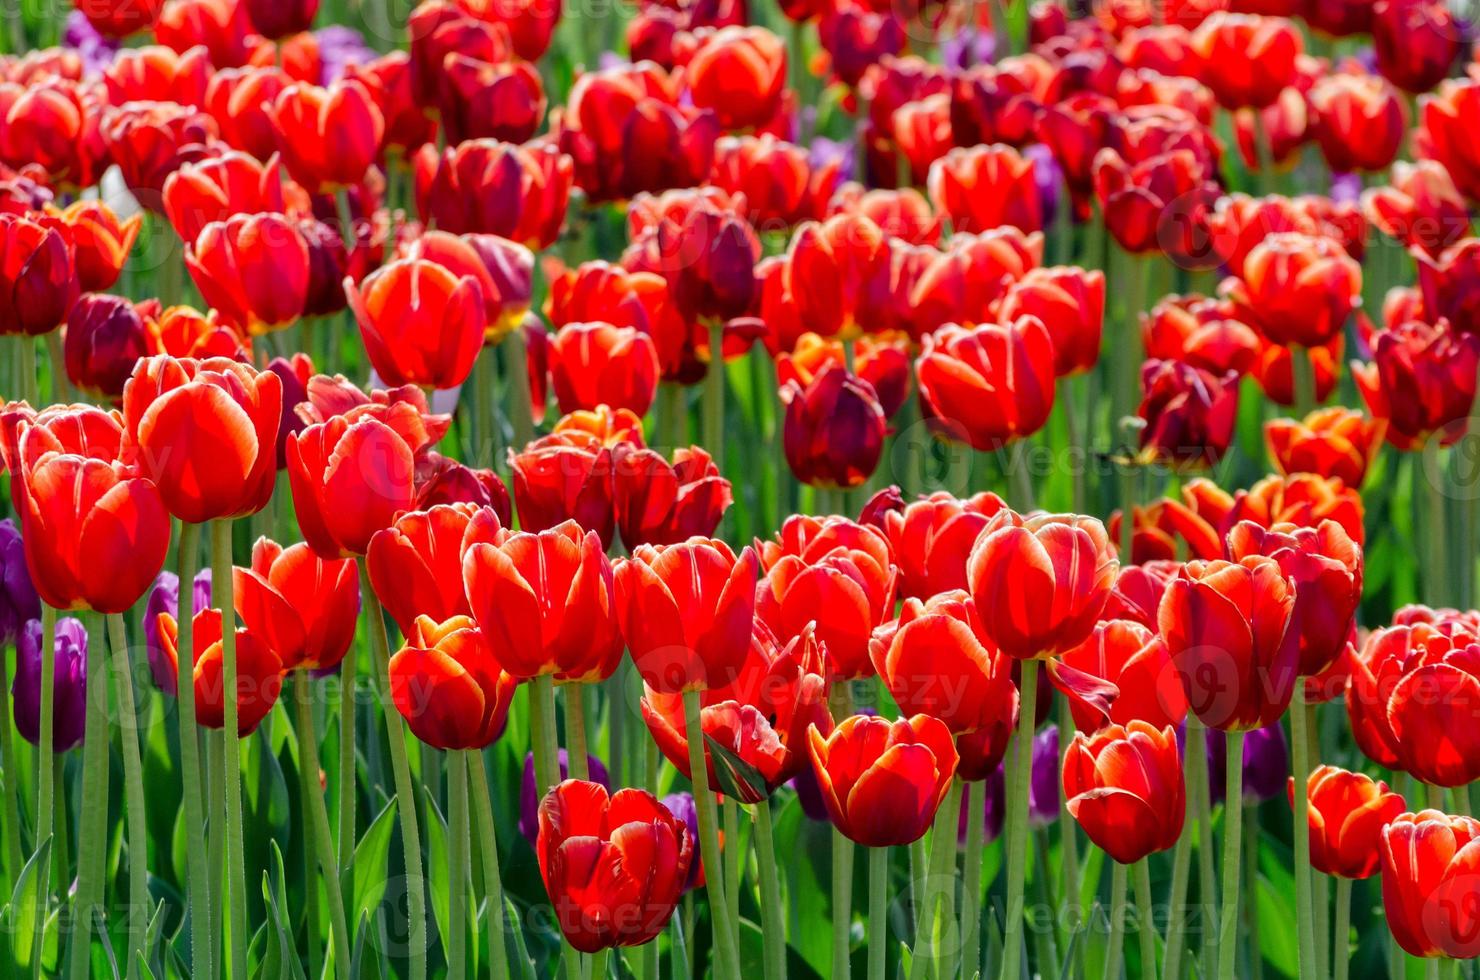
[268,80,385,193]
[0,213,77,337]
[1064,721,1184,863]
[780,366,886,490]
[64,294,148,400]
[1137,359,1240,470]
[1310,72,1407,174]
[1265,407,1383,489]
[243,0,319,40]
[807,714,958,847]
[685,26,787,132]
[388,615,516,750]
[1373,0,1461,95]
[156,607,284,735]
[1190,12,1302,109]
[1290,765,1405,880]
[1381,811,1480,958]
[13,616,88,752]
[185,213,310,335]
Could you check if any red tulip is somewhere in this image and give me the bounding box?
[1137,359,1240,470]
[1265,408,1384,488]
[233,536,358,673]
[1103,562,1182,631]
[710,134,841,228]
[162,151,289,246]
[615,538,759,693]
[99,102,217,204]
[950,61,1044,149]
[926,144,1042,235]
[342,52,435,155]
[1,79,107,191]
[288,414,418,559]
[1210,192,1367,278]
[155,0,263,68]
[185,213,310,335]
[1415,238,1480,336]
[1141,293,1260,377]
[0,213,76,337]
[437,56,546,147]
[967,511,1117,661]
[1059,619,1187,731]
[1224,232,1361,349]
[611,443,731,549]
[458,0,562,61]
[388,614,516,750]
[547,322,660,417]
[121,355,281,524]
[908,227,1043,338]
[203,65,290,160]
[413,139,572,248]
[997,266,1105,377]
[1250,331,1343,409]
[1373,0,1461,95]
[1190,12,1302,109]
[1381,811,1480,959]
[1158,556,1300,732]
[1092,148,1221,264]
[685,26,786,131]
[807,713,958,847]
[816,4,905,89]
[1291,765,1406,880]
[508,438,616,548]
[52,200,142,294]
[1036,92,1118,209]
[1354,319,1480,451]
[104,44,212,106]
[1063,721,1184,864]
[1363,161,1471,259]
[917,318,1056,452]
[824,185,942,245]
[1309,72,1407,174]
[243,0,318,39]
[267,80,384,193]
[780,366,887,490]
[366,503,502,637]
[402,231,534,342]
[156,606,283,734]
[776,331,911,419]
[871,491,1008,600]
[782,212,892,341]
[142,303,249,362]
[76,0,165,37]
[536,780,693,953]
[345,258,486,391]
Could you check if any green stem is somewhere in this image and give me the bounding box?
[725,797,742,956]
[565,683,589,782]
[1291,689,1317,980]
[1056,697,1082,979]
[18,332,37,403]
[446,750,469,980]
[105,613,148,978]
[704,319,725,464]
[1332,876,1351,980]
[1422,442,1451,607]
[910,779,963,980]
[961,779,986,980]
[1120,463,1140,563]
[1134,858,1158,980]
[1190,715,1217,978]
[471,345,498,469]
[293,672,353,980]
[0,627,22,890]
[468,754,512,980]
[868,845,888,980]
[211,519,249,980]
[588,948,610,980]
[1103,861,1128,980]
[30,604,55,980]
[359,560,428,980]
[335,188,357,250]
[1244,801,1263,980]
[44,332,69,404]
[1216,732,1245,980]
[1292,345,1317,418]
[833,825,855,980]
[502,330,536,450]
[529,674,561,798]
[172,522,213,980]
[999,659,1040,980]
[683,689,741,980]
[336,614,357,901]
[66,612,109,980]
[753,800,786,980]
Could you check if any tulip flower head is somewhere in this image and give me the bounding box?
[1381,810,1480,959]
[156,607,284,735]
[13,616,87,752]
[1292,765,1406,880]
[1063,721,1184,864]
[233,536,359,673]
[388,614,517,750]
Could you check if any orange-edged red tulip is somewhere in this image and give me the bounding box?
[1189,12,1302,109]
[1354,319,1480,451]
[611,443,731,550]
[1363,161,1471,259]
[926,144,1042,235]
[967,511,1117,661]
[413,139,572,248]
[76,0,165,37]
[872,491,1008,600]
[463,521,622,684]
[63,294,147,400]
[1158,556,1300,732]
[402,231,534,342]
[15,410,171,614]
[536,780,693,953]
[1309,72,1407,174]
[824,185,943,245]
[508,438,616,548]
[104,44,212,106]
[0,213,76,337]
[756,514,896,680]
[998,266,1105,377]
[776,331,911,419]
[342,51,435,155]
[122,355,281,524]
[1224,232,1361,349]
[1373,0,1461,95]
[142,303,250,363]
[1381,811,1480,958]
[1228,473,1366,546]
[388,614,515,749]
[51,200,142,294]
[288,414,418,559]
[156,606,283,734]
[367,503,503,637]
[345,257,486,391]
[155,0,263,68]
[162,151,289,246]
[1290,765,1405,880]
[711,134,841,228]
[1372,622,1480,787]
[1141,293,1260,377]
[870,589,1018,736]
[1062,721,1184,864]
[1059,620,1187,731]
[615,538,759,693]
[244,0,318,39]
[916,317,1056,452]
[1136,359,1240,470]
[685,26,786,132]
[1418,79,1480,203]
[1266,407,1383,488]
[544,405,646,450]
[641,695,789,805]
[99,102,217,204]
[807,713,958,847]
[782,212,891,342]
[1,79,107,191]
[1415,238,1480,336]
[233,536,358,673]
[1226,520,1362,678]
[1210,192,1367,278]
[1250,330,1343,409]
[1092,148,1221,264]
[548,322,660,417]
[780,366,886,490]
[909,227,1043,337]
[203,65,290,160]
[267,80,384,193]
[185,213,310,335]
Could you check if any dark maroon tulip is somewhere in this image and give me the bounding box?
[781,365,886,490]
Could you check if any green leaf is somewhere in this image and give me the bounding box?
[704,736,769,805]
[670,906,691,980]
[5,837,50,971]
[260,840,307,980]
[505,897,537,980]
[135,951,159,980]
[348,797,397,948]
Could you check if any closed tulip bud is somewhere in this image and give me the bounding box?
[403,231,534,342]
[162,151,288,247]
[104,44,212,106]
[1265,408,1383,488]
[1373,0,1461,95]
[1137,359,1240,470]
[816,5,904,88]
[52,200,141,294]
[1290,766,1406,880]
[268,80,384,193]
[537,781,693,953]
[233,537,358,673]
[413,139,572,248]
[122,355,282,523]
[76,0,164,37]
[388,614,516,750]
[185,213,310,335]
[927,144,1042,235]
[1159,556,1300,732]
[998,266,1105,377]
[660,204,760,324]
[783,213,892,342]
[1142,294,1260,377]
[244,0,318,39]
[289,415,418,559]
[875,491,1009,600]
[2,80,106,191]
[1226,232,1361,349]
[1092,148,1220,263]
[1063,721,1184,864]
[548,322,660,418]
[1354,319,1480,451]
[685,26,786,131]
[1059,619,1187,731]
[1381,811,1480,959]
[437,56,545,147]
[968,511,1117,661]
[143,568,213,694]
[611,443,731,550]
[615,538,759,693]
[0,520,39,649]
[64,294,147,400]
[1190,13,1302,109]
[807,713,958,847]
[508,440,616,548]
[0,213,76,337]
[156,606,284,734]
[711,135,841,229]
[870,589,1018,736]
[345,258,486,391]
[13,616,88,751]
[1310,73,1407,174]
[203,65,290,160]
[780,366,886,490]
[917,318,1056,452]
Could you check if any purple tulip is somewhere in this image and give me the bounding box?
[0,519,40,648]
[13,617,88,752]
[61,10,119,76]
[661,792,705,893]
[143,569,213,696]
[1206,719,1289,806]
[519,749,610,843]
[958,765,1006,845]
[1028,724,1061,829]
